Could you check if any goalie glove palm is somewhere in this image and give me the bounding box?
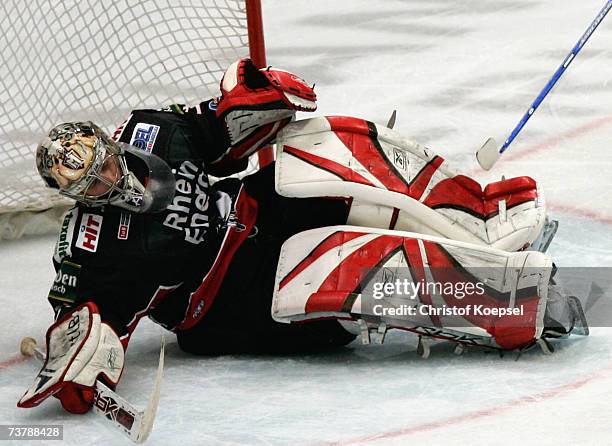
[215,58,317,160]
[17,302,124,414]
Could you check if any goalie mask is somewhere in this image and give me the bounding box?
[36,121,175,213]
[215,58,317,160]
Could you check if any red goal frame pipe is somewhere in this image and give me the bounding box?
[246,0,275,168]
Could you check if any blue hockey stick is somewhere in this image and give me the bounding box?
[477,0,612,170]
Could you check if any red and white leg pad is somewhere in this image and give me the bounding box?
[272,225,552,351]
[18,302,124,413]
[275,116,546,251]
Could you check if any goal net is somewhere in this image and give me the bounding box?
[0,0,263,239]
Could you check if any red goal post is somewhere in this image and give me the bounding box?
[247,0,274,168]
[0,0,268,239]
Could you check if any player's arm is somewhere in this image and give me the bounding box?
[18,208,175,414]
[17,245,131,414]
[110,101,243,176]
[113,58,316,176]
[20,254,165,414]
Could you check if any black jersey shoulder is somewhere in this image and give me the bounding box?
[117,109,203,168]
[118,101,230,167]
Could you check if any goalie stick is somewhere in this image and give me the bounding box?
[476,0,612,170]
[20,336,165,444]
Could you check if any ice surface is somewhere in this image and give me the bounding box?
[1,0,612,444]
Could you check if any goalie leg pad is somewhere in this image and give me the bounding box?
[272,225,555,351]
[18,302,124,413]
[275,116,546,251]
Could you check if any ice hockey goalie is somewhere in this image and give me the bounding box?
[19,58,587,415]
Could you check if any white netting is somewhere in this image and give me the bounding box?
[0,0,251,237]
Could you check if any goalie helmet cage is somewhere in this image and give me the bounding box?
[0,0,268,240]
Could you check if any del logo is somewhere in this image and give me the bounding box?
[130,123,160,152]
[76,213,103,252]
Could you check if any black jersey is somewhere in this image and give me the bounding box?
[45,102,354,353]
[47,103,255,341]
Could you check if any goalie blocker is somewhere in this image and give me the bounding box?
[18,303,125,413]
[271,226,588,352]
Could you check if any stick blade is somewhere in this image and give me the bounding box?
[135,335,165,443]
[92,336,165,443]
[476,137,500,170]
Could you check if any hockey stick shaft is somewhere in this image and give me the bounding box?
[500,0,611,154]
[477,0,612,169]
[20,336,164,443]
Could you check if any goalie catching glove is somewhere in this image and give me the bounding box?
[215,58,317,161]
[17,302,124,414]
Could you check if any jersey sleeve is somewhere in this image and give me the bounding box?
[177,100,250,175]
[115,102,248,176]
